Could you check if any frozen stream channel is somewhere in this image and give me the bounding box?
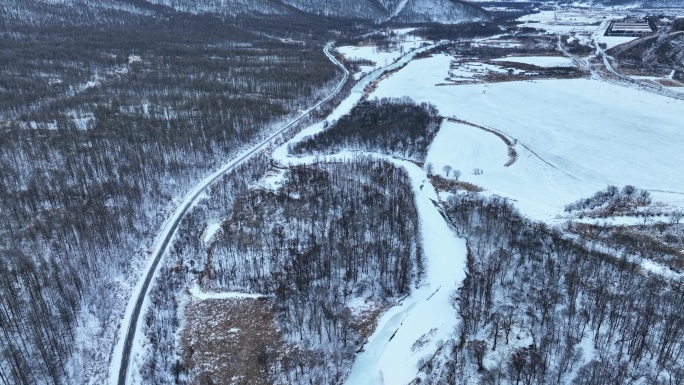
[273,41,467,385]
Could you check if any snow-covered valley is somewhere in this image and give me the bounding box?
[3,1,684,384]
[143,12,684,384]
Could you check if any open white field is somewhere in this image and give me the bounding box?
[518,9,640,49]
[449,61,527,80]
[492,55,575,67]
[337,30,431,79]
[517,9,606,34]
[371,53,684,220]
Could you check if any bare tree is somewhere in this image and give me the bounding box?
[469,339,487,371]
[443,165,452,177]
[425,162,434,174]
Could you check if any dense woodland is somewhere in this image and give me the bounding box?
[5,1,683,385]
[291,97,441,161]
[143,157,423,383]
[0,2,351,383]
[210,159,421,383]
[423,193,684,383]
[139,154,271,384]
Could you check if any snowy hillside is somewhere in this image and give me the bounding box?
[392,0,489,23]
[280,0,488,22]
[1,0,488,23]
[144,0,289,15]
[0,0,157,26]
[280,0,388,19]
[609,29,684,72]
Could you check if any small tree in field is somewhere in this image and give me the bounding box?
[452,170,461,181]
[443,165,452,177]
[425,162,434,174]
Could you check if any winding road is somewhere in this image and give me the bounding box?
[112,41,348,385]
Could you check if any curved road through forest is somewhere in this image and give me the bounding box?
[113,41,348,385]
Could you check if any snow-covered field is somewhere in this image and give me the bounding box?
[337,30,431,79]
[370,53,684,220]
[448,61,525,80]
[188,285,267,300]
[202,222,222,243]
[517,9,640,49]
[517,10,604,34]
[492,55,575,67]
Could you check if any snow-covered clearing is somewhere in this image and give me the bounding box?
[336,31,431,80]
[202,222,222,244]
[369,53,684,221]
[188,285,267,300]
[636,257,683,280]
[517,10,604,34]
[492,55,576,67]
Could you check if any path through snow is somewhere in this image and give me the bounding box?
[270,40,467,384]
[344,159,466,385]
[270,149,467,384]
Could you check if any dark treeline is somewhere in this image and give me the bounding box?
[564,185,652,217]
[0,2,349,383]
[291,97,441,161]
[425,193,684,383]
[166,158,423,383]
[411,20,505,41]
[409,7,542,42]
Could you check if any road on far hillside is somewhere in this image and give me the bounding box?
[112,41,348,385]
[576,23,684,102]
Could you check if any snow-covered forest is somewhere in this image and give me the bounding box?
[291,98,441,160]
[422,193,684,383]
[140,155,423,384]
[3,0,684,384]
[0,1,349,383]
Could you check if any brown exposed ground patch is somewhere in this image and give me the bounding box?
[181,298,287,385]
[429,174,484,193]
[351,298,389,345]
[656,78,684,87]
[180,295,393,384]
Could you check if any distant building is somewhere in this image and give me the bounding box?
[605,17,653,37]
